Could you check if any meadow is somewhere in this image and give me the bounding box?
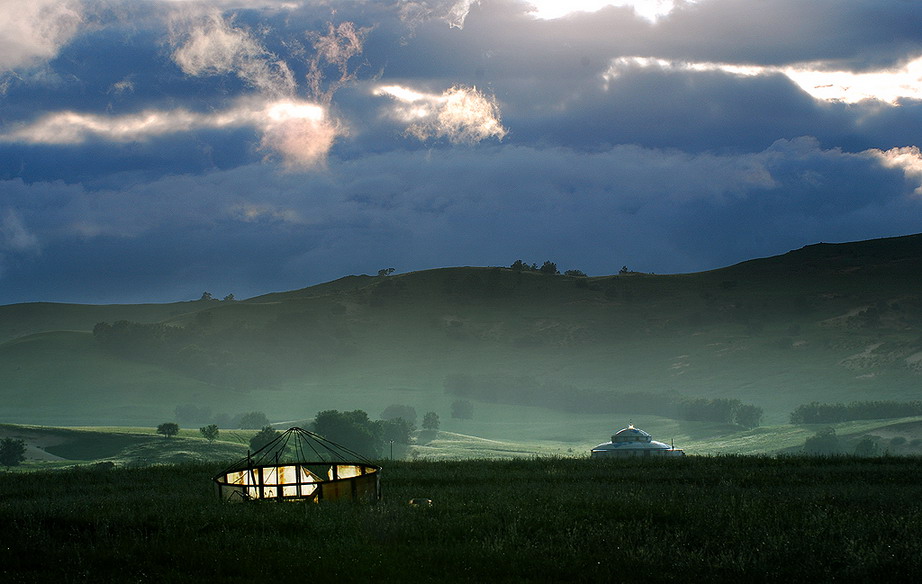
[2,455,920,582]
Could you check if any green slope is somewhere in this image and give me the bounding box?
[0,331,249,426]
[0,423,249,468]
[2,233,921,433]
[4,414,922,469]
[0,300,209,343]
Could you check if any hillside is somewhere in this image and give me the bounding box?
[2,233,922,438]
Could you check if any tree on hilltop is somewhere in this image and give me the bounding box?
[539,261,558,275]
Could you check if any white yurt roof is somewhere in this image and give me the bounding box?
[612,425,652,442]
[591,425,676,452]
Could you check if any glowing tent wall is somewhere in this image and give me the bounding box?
[214,463,380,503]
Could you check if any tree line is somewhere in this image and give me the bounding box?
[443,373,763,428]
[790,400,922,424]
[156,404,444,459]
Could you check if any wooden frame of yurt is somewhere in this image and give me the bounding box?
[213,427,381,503]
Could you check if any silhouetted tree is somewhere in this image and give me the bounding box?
[199,424,220,442]
[734,404,764,429]
[564,269,587,277]
[422,411,440,431]
[223,293,236,302]
[200,292,213,301]
[236,411,270,429]
[379,417,414,445]
[157,422,179,438]
[380,404,417,427]
[249,426,281,453]
[803,428,841,455]
[314,410,382,457]
[539,261,558,275]
[377,267,396,276]
[854,436,880,457]
[619,266,629,274]
[0,438,26,468]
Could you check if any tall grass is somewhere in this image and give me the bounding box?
[1,456,920,581]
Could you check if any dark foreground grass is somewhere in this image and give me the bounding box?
[1,456,920,583]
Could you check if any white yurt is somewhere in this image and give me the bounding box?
[590,424,685,458]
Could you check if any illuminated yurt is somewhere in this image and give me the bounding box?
[590,425,685,458]
[213,427,381,503]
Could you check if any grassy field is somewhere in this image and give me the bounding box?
[4,414,922,473]
[1,456,920,582]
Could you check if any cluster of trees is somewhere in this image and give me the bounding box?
[198,292,237,302]
[803,427,842,455]
[156,404,447,458]
[678,398,763,428]
[509,260,593,277]
[510,260,561,275]
[309,405,447,457]
[790,401,922,424]
[509,260,633,277]
[444,373,762,428]
[802,428,897,456]
[312,409,430,458]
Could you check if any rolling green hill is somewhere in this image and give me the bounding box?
[0,300,206,344]
[2,233,922,451]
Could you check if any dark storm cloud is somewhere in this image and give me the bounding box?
[2,136,919,303]
[1,0,922,304]
[657,0,922,70]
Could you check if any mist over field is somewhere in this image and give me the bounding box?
[3,233,922,460]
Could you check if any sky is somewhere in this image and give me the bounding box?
[1,0,922,305]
